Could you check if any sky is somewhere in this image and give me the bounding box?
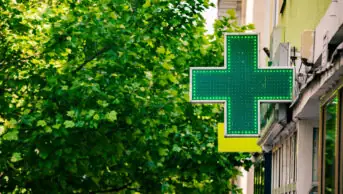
[203,0,217,34]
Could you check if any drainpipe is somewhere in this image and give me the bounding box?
[264,152,272,194]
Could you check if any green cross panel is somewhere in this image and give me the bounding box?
[190,34,293,136]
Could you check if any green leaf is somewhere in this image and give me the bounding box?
[52,124,61,129]
[91,177,101,186]
[125,117,132,125]
[3,130,18,141]
[162,63,173,70]
[39,151,49,160]
[67,110,75,118]
[227,9,236,18]
[88,110,96,117]
[64,120,75,128]
[10,152,23,163]
[158,148,168,156]
[156,46,165,54]
[93,114,100,121]
[97,100,109,108]
[75,121,85,127]
[143,0,151,8]
[37,120,47,127]
[45,126,52,133]
[206,143,214,148]
[172,145,181,152]
[106,110,117,122]
[168,74,178,84]
[5,119,17,128]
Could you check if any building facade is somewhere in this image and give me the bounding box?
[217,0,247,25]
[217,0,343,193]
[257,0,343,193]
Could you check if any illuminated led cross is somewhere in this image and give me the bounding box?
[190,34,293,136]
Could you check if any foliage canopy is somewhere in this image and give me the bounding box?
[0,0,253,193]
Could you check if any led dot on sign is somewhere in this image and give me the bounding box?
[190,34,293,136]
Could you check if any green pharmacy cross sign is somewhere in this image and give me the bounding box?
[190,33,293,136]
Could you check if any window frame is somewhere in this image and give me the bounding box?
[312,127,319,183]
[271,134,297,193]
[319,87,343,194]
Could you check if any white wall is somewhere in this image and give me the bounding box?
[296,120,317,194]
[314,0,343,64]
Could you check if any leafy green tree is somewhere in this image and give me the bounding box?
[0,0,253,193]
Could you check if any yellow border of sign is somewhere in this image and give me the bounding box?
[218,123,262,152]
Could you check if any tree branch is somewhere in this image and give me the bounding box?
[72,45,112,73]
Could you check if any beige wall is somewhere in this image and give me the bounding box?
[252,0,272,67]
[236,167,254,194]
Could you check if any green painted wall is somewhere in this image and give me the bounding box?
[279,0,331,48]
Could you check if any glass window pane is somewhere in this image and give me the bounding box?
[324,96,338,193]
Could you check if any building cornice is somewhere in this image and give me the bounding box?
[291,43,343,120]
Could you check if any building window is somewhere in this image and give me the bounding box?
[272,132,297,193]
[319,87,343,193]
[324,96,338,193]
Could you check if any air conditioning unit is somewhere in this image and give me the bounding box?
[300,30,314,63]
[272,43,290,66]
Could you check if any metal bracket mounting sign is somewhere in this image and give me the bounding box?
[190,33,293,137]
